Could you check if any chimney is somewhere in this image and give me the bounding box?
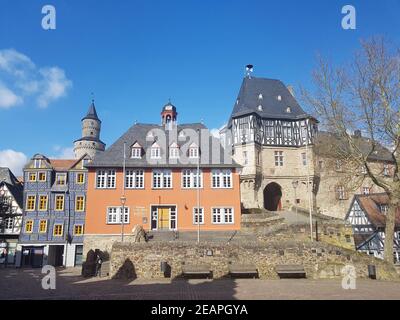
[287,85,295,97]
[354,130,362,138]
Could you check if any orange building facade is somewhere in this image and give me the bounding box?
[85,167,241,234]
[83,103,241,253]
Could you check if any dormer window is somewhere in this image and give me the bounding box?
[258,105,263,111]
[169,142,180,159]
[258,94,263,100]
[150,142,161,159]
[81,159,89,169]
[34,159,42,169]
[131,148,141,159]
[189,144,199,159]
[55,173,67,185]
[178,131,186,139]
[277,95,282,101]
[130,142,142,159]
[286,107,292,113]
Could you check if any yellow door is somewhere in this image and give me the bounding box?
[158,208,170,229]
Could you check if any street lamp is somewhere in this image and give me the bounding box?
[292,180,299,223]
[196,128,201,244]
[120,195,127,242]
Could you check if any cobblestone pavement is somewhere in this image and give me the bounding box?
[0,267,399,300]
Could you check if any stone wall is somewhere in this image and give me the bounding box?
[110,239,398,281]
[83,234,137,260]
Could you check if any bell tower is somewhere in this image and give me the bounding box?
[161,100,178,126]
[73,100,106,159]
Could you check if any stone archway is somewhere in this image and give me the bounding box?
[263,182,282,211]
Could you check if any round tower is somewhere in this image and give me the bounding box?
[73,100,106,159]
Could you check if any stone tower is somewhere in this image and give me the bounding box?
[222,69,318,211]
[73,100,106,159]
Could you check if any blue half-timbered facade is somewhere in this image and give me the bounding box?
[16,154,90,267]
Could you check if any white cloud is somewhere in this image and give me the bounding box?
[51,146,75,159]
[37,67,72,108]
[0,48,72,109]
[0,84,23,109]
[0,149,28,176]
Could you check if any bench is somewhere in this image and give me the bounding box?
[182,264,212,279]
[275,265,306,279]
[229,264,258,278]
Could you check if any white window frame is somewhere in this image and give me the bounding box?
[212,207,234,224]
[193,207,204,225]
[211,169,232,189]
[274,151,284,167]
[189,147,199,159]
[362,187,370,195]
[55,173,67,185]
[34,159,42,169]
[301,153,307,166]
[337,186,346,200]
[131,147,142,159]
[383,164,390,176]
[106,206,130,224]
[243,151,248,165]
[125,169,144,189]
[152,170,172,189]
[151,147,161,159]
[96,170,116,189]
[4,217,13,231]
[169,147,180,159]
[182,169,203,189]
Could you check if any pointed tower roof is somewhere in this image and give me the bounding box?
[82,100,101,122]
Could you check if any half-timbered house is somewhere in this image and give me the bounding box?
[346,193,400,264]
[0,168,23,266]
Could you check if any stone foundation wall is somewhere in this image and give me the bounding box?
[83,234,138,260]
[110,240,398,281]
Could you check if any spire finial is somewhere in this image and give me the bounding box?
[91,92,95,104]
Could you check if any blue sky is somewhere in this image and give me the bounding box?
[1,0,399,174]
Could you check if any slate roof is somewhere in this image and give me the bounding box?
[0,167,23,208]
[351,193,400,229]
[228,76,311,125]
[74,136,106,145]
[314,131,394,162]
[82,101,100,122]
[87,123,240,168]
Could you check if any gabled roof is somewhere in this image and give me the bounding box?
[87,123,240,169]
[49,159,77,171]
[349,193,400,229]
[0,167,23,208]
[315,131,394,162]
[228,76,311,125]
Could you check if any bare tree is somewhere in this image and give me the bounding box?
[303,37,400,265]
